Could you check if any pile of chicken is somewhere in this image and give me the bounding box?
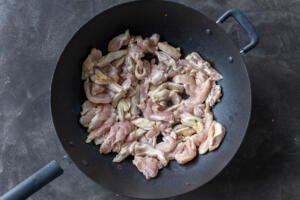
[80,30,225,179]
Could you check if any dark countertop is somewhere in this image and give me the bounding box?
[0,0,299,199]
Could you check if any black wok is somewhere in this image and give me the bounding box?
[0,1,258,199]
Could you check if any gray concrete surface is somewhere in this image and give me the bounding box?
[0,0,299,199]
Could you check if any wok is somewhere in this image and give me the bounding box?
[0,1,258,199]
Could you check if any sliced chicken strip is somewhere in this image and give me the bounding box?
[149,66,168,85]
[208,121,225,151]
[136,37,158,53]
[135,60,150,80]
[117,98,131,121]
[79,106,98,128]
[85,113,116,143]
[172,74,197,96]
[186,52,223,81]
[88,104,111,132]
[133,156,162,179]
[126,129,147,142]
[112,56,125,68]
[139,80,149,107]
[143,128,160,146]
[191,78,213,104]
[84,79,112,104]
[80,100,96,116]
[100,121,133,154]
[156,135,177,153]
[175,138,197,164]
[206,83,222,107]
[91,69,114,85]
[82,48,102,80]
[130,87,140,118]
[155,51,176,69]
[158,42,181,60]
[91,83,105,96]
[96,49,128,67]
[132,118,156,131]
[107,65,120,82]
[108,30,130,52]
[134,143,168,166]
[113,141,138,162]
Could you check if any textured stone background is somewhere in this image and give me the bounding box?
[0,0,299,199]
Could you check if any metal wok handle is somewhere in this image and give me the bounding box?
[216,9,259,54]
[0,160,63,200]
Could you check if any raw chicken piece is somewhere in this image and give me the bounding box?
[208,122,225,151]
[199,121,225,154]
[84,79,112,104]
[191,78,213,104]
[139,80,149,107]
[130,87,140,118]
[134,143,168,166]
[172,74,197,96]
[80,100,96,116]
[195,70,208,85]
[134,143,167,166]
[88,104,111,131]
[107,65,120,82]
[80,105,98,128]
[94,133,108,145]
[85,113,116,143]
[137,37,158,53]
[82,48,102,80]
[172,124,195,136]
[167,141,185,160]
[142,128,160,146]
[141,100,174,122]
[186,52,222,81]
[158,42,181,59]
[133,156,162,179]
[97,49,128,67]
[175,138,197,164]
[112,57,125,68]
[100,121,134,154]
[132,118,156,130]
[117,98,131,121]
[126,129,147,142]
[193,104,205,117]
[135,60,150,80]
[108,30,130,52]
[113,141,138,162]
[156,135,177,153]
[155,51,176,69]
[206,83,222,107]
[149,66,168,85]
[128,45,144,61]
[173,100,195,118]
[91,69,114,85]
[91,83,105,96]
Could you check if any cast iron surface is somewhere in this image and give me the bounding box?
[1,0,299,200]
[51,1,251,198]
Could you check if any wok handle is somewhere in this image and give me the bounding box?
[216,9,259,54]
[0,160,63,200]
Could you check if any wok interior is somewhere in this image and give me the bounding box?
[51,1,251,198]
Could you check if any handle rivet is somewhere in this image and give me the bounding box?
[228,56,233,63]
[205,29,212,35]
[81,160,89,166]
